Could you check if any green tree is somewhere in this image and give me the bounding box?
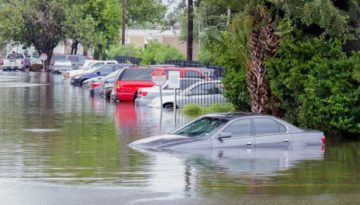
[267,37,360,136]
[198,0,359,114]
[0,0,67,68]
[105,44,142,59]
[141,41,185,65]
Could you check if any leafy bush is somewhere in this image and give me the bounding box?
[199,29,250,111]
[105,44,142,59]
[266,37,360,136]
[182,103,235,117]
[181,104,204,117]
[141,41,185,65]
[204,103,235,113]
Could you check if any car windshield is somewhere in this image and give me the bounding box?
[67,55,79,63]
[7,53,24,59]
[119,69,155,81]
[173,117,228,138]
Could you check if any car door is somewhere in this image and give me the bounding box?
[252,117,291,148]
[212,119,255,148]
[182,82,222,107]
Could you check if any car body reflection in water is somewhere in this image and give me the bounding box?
[130,145,324,196]
[1,73,360,204]
[114,102,191,143]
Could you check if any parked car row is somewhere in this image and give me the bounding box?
[50,54,90,74]
[67,63,226,110]
[0,52,44,72]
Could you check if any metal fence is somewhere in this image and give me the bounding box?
[171,74,225,109]
[114,56,225,77]
[165,60,225,77]
[115,56,142,65]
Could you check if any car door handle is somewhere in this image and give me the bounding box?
[246,142,252,145]
[283,139,289,142]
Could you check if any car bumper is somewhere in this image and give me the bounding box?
[71,78,82,86]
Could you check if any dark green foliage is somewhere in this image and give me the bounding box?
[105,44,142,59]
[140,41,185,65]
[267,37,360,136]
[222,71,250,111]
[199,27,250,111]
[182,103,235,117]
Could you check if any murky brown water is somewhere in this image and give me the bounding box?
[0,72,359,205]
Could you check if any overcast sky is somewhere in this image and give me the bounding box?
[162,0,181,14]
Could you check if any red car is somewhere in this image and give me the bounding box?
[113,67,206,102]
[153,67,208,79]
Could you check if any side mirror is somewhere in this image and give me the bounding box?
[218,132,232,142]
[96,71,101,75]
[104,80,109,84]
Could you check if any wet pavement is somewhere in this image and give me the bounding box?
[0,71,359,205]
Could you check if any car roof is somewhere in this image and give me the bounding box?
[203,112,268,120]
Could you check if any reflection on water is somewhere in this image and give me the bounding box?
[0,72,360,201]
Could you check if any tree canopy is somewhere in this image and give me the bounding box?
[0,0,166,64]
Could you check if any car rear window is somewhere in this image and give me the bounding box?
[119,69,154,81]
[67,55,79,63]
[7,53,24,59]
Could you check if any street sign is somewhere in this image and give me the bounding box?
[168,71,180,89]
[151,70,167,86]
[40,53,48,61]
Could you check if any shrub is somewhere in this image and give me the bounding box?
[141,41,185,65]
[204,103,235,113]
[182,103,235,117]
[266,37,360,137]
[181,104,204,117]
[105,44,142,59]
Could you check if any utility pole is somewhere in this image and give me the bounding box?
[187,0,193,61]
[121,0,126,45]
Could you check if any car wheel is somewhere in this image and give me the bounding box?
[133,92,138,102]
[163,103,175,111]
[80,79,87,87]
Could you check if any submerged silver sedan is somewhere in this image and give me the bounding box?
[129,113,326,150]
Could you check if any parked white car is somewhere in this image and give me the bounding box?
[148,80,225,110]
[135,78,202,106]
[2,52,26,71]
[52,59,72,74]
[63,60,118,78]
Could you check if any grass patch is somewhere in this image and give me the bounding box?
[181,104,204,117]
[182,103,235,117]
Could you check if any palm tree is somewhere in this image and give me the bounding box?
[207,4,279,114]
[246,5,279,113]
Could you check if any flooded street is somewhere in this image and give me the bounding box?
[0,72,359,205]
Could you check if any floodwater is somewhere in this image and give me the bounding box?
[0,72,359,205]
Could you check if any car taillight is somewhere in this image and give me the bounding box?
[91,82,101,88]
[138,90,148,96]
[321,136,326,145]
[116,81,121,89]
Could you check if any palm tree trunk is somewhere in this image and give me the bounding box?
[246,8,279,114]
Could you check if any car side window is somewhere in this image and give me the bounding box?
[180,79,199,90]
[93,62,104,68]
[98,66,113,74]
[190,83,219,95]
[254,118,287,135]
[222,119,251,137]
[186,71,203,79]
